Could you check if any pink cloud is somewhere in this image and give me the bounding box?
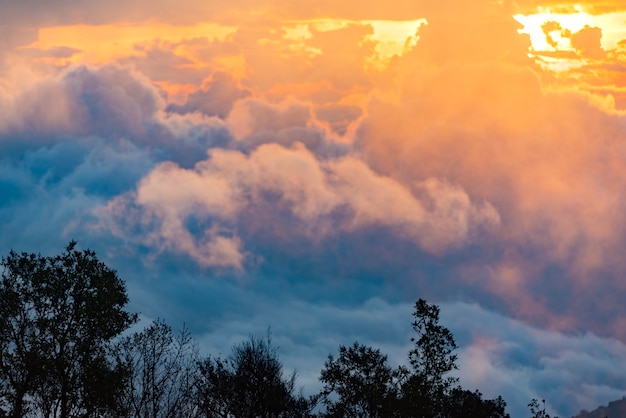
[102,142,500,267]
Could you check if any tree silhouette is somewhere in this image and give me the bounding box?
[194,333,312,418]
[399,299,459,417]
[0,242,137,418]
[114,319,199,418]
[443,388,510,418]
[318,342,402,418]
[528,399,558,418]
[316,300,510,418]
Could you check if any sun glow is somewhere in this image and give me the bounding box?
[364,19,427,61]
[515,10,626,52]
[280,18,426,69]
[514,9,626,75]
[25,19,426,72]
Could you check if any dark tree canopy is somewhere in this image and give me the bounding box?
[408,299,458,389]
[195,333,313,418]
[0,241,137,418]
[442,388,510,418]
[398,298,459,418]
[319,342,401,418]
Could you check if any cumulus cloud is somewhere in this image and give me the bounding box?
[22,0,620,345]
[226,97,352,157]
[0,64,163,137]
[0,62,235,262]
[346,0,626,337]
[100,143,500,268]
[0,63,233,166]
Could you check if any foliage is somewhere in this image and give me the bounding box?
[114,319,199,418]
[317,299,511,418]
[318,342,402,418]
[398,298,459,417]
[0,241,137,418]
[194,333,313,418]
[442,388,510,418]
[528,399,558,418]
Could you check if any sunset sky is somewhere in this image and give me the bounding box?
[2,0,626,416]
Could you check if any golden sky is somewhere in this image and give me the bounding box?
[7,0,624,108]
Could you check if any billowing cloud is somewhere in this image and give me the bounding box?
[0,63,232,167]
[343,0,626,337]
[167,71,250,118]
[101,142,499,268]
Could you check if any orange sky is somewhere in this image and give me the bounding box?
[8,0,624,109]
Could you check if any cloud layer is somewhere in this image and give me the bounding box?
[2,0,626,417]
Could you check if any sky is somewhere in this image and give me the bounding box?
[1,0,626,416]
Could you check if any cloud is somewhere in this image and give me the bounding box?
[0,63,233,167]
[226,97,351,157]
[571,25,605,58]
[100,142,500,269]
[314,103,362,135]
[0,25,38,72]
[0,62,235,263]
[442,301,626,418]
[0,64,162,137]
[348,0,626,338]
[516,0,626,15]
[29,0,620,345]
[120,40,207,86]
[0,134,157,260]
[0,0,214,26]
[167,71,250,118]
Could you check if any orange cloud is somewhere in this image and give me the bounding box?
[571,25,605,57]
[27,23,236,65]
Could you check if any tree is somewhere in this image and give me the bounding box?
[442,388,509,418]
[399,299,459,418]
[194,333,312,418]
[318,342,402,418]
[0,241,137,418]
[114,319,199,418]
[528,399,558,418]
